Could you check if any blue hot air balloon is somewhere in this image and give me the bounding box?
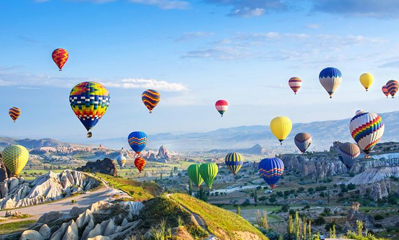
[258,158,284,189]
[128,131,148,154]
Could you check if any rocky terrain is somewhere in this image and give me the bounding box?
[348,166,399,185]
[77,158,118,176]
[0,170,100,210]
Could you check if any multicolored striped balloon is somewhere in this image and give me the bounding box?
[142,89,160,113]
[9,107,21,123]
[258,158,284,189]
[215,100,228,117]
[225,152,244,175]
[69,82,110,138]
[319,67,342,99]
[128,131,148,154]
[288,77,302,95]
[134,157,146,172]
[52,48,69,71]
[382,85,389,98]
[338,142,360,169]
[3,145,29,176]
[294,133,312,153]
[349,112,384,157]
[386,80,399,98]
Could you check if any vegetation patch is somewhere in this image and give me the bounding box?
[0,220,36,234]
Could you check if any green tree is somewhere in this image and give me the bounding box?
[236,206,241,216]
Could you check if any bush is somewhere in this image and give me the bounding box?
[314,216,326,225]
[281,204,290,212]
[374,215,384,221]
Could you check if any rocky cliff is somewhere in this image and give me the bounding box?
[347,166,399,185]
[350,158,399,173]
[0,170,100,210]
[157,145,171,160]
[77,158,117,176]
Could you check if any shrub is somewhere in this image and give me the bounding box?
[374,215,384,221]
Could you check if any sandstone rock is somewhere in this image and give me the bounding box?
[51,221,71,240]
[348,166,399,185]
[38,211,65,224]
[81,218,95,240]
[71,206,87,218]
[77,158,117,176]
[346,202,375,230]
[87,223,103,239]
[62,220,79,240]
[157,145,171,160]
[20,230,44,240]
[87,237,110,240]
[5,210,22,217]
[103,218,116,236]
[39,224,51,239]
[76,209,93,229]
[9,177,20,192]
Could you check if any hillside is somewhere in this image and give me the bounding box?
[0,137,91,150]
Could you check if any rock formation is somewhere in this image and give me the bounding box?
[347,166,399,185]
[0,170,100,210]
[77,158,117,176]
[346,202,375,230]
[157,145,171,160]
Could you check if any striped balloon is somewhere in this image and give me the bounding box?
[294,133,312,153]
[382,85,389,98]
[128,131,148,154]
[288,77,302,95]
[258,158,284,189]
[52,48,69,71]
[338,142,360,169]
[215,100,228,117]
[142,89,160,113]
[187,164,204,188]
[349,112,384,157]
[225,152,244,175]
[386,80,399,98]
[199,163,218,189]
[9,107,21,123]
[3,145,29,176]
[319,67,342,98]
[134,157,146,172]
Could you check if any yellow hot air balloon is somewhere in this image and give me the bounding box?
[270,116,292,145]
[360,73,374,91]
[2,145,29,176]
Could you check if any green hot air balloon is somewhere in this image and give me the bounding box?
[187,164,204,188]
[199,163,218,189]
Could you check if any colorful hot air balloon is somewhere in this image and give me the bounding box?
[9,107,21,123]
[349,112,384,158]
[225,152,244,175]
[142,89,160,113]
[69,82,110,138]
[294,133,312,153]
[319,67,342,98]
[128,131,148,154]
[338,142,360,169]
[52,48,69,71]
[2,145,29,176]
[382,85,389,98]
[116,152,127,168]
[359,73,374,91]
[386,80,399,98]
[288,77,302,95]
[215,100,228,117]
[270,116,292,145]
[258,158,284,189]
[187,164,204,188]
[134,157,146,172]
[355,110,364,115]
[199,163,218,189]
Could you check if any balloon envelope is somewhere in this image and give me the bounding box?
[9,107,21,123]
[386,80,399,98]
[288,77,302,95]
[355,110,364,115]
[128,131,148,154]
[270,116,292,144]
[3,145,29,176]
[116,153,127,168]
[359,73,374,91]
[134,157,146,172]
[142,89,160,113]
[382,85,389,98]
[258,158,284,189]
[199,163,218,189]
[294,133,312,153]
[225,152,244,175]
[52,48,69,71]
[187,164,204,188]
[215,100,228,117]
[338,142,360,169]
[319,67,342,98]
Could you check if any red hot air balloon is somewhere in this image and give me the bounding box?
[382,85,389,98]
[52,48,69,71]
[134,157,146,172]
[215,100,228,117]
[288,77,302,95]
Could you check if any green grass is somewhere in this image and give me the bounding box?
[170,193,269,240]
[0,220,36,234]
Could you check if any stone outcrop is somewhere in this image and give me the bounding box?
[157,145,171,160]
[346,202,375,230]
[77,158,117,176]
[347,166,399,185]
[0,170,100,210]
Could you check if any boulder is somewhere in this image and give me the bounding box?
[77,158,117,176]
[20,230,44,240]
[39,224,51,239]
[5,210,22,217]
[38,211,65,224]
[70,206,87,218]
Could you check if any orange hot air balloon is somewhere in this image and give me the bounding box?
[52,48,69,71]
[382,85,389,98]
[134,157,146,172]
[9,107,21,123]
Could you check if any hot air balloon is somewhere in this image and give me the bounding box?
[187,164,204,188]
[319,67,342,98]
[225,152,244,175]
[142,89,160,113]
[270,116,292,145]
[134,157,146,172]
[355,110,364,115]
[288,77,302,95]
[2,145,29,176]
[359,73,374,91]
[349,112,384,158]
[338,142,360,169]
[294,133,312,153]
[128,131,148,154]
[199,163,218,189]
[386,80,399,98]
[9,107,21,123]
[382,85,389,98]
[258,158,284,189]
[52,48,69,71]
[69,82,110,138]
[116,152,127,168]
[215,100,228,117]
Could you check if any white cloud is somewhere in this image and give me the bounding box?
[306,23,320,29]
[103,78,188,91]
[175,32,215,42]
[128,0,189,9]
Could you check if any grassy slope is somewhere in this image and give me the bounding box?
[0,220,36,234]
[170,193,269,240]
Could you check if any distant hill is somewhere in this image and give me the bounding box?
[0,137,90,150]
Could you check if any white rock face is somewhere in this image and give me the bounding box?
[39,224,51,239]
[20,230,44,240]
[0,170,100,210]
[347,166,399,185]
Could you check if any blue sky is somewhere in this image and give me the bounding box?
[2,0,399,143]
